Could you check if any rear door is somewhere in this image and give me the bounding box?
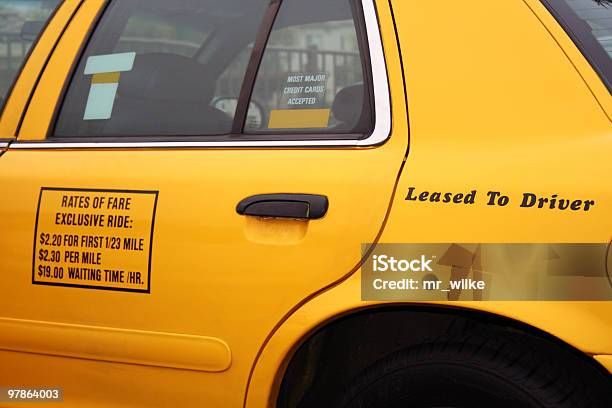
[0,0,407,406]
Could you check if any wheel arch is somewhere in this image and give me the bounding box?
[274,303,612,407]
[245,272,612,407]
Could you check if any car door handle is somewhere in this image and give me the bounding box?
[236,194,328,220]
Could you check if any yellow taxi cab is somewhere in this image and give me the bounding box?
[0,0,611,406]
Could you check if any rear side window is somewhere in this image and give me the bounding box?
[0,0,60,110]
[247,0,372,134]
[54,0,374,139]
[542,0,612,91]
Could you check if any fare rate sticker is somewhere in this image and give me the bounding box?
[32,188,158,293]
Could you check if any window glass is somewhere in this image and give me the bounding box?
[54,0,269,137]
[0,0,60,110]
[117,12,210,58]
[54,0,374,139]
[563,0,612,56]
[545,0,612,90]
[247,0,373,134]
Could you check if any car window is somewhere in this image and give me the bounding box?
[54,0,374,139]
[116,12,210,59]
[0,0,60,111]
[247,0,373,135]
[54,0,269,137]
[543,0,612,91]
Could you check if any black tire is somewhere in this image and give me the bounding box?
[336,329,612,408]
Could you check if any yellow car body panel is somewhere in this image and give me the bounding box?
[0,0,610,407]
[595,355,612,374]
[0,0,83,139]
[378,0,611,241]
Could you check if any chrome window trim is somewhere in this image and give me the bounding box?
[0,141,9,148]
[12,0,391,150]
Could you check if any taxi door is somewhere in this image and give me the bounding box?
[0,0,407,406]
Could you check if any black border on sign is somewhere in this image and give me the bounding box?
[32,187,159,294]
